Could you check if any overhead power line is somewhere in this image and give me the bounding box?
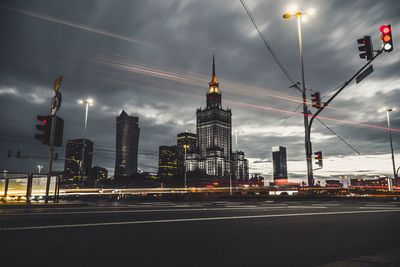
[240,0,301,92]
[316,118,361,155]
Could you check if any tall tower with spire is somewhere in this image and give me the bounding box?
[196,56,232,177]
[206,55,221,109]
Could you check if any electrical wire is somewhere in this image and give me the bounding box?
[316,118,361,155]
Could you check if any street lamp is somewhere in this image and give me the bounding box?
[183,144,189,189]
[283,8,315,187]
[78,98,94,180]
[37,165,44,174]
[379,107,397,190]
[234,130,239,181]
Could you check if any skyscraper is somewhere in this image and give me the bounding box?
[176,131,197,176]
[231,151,249,180]
[114,110,140,178]
[158,145,178,178]
[272,146,288,183]
[196,56,232,177]
[64,138,93,179]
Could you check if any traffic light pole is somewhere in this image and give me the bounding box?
[308,49,383,132]
[307,49,384,168]
[45,114,56,203]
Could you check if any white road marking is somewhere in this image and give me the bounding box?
[359,206,400,210]
[311,204,340,206]
[287,206,327,209]
[1,209,399,231]
[365,204,397,208]
[0,206,290,216]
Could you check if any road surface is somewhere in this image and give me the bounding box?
[1,199,400,266]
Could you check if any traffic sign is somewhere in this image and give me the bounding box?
[51,92,62,115]
[356,65,373,84]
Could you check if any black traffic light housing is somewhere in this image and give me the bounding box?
[357,36,373,60]
[35,115,51,145]
[380,25,393,52]
[311,92,322,109]
[314,151,323,168]
[7,150,11,158]
[35,115,64,146]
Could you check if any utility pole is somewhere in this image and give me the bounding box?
[183,144,188,188]
[296,14,314,186]
[283,11,314,186]
[45,114,56,203]
[45,76,63,203]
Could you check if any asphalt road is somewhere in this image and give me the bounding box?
[1,200,400,267]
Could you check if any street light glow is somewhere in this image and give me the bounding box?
[286,5,298,15]
[78,98,94,106]
[379,107,396,112]
[307,8,316,16]
[283,7,316,20]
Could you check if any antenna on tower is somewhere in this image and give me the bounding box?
[212,55,215,76]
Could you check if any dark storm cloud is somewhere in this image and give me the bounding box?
[0,0,399,175]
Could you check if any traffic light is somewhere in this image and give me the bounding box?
[314,151,323,168]
[311,92,322,109]
[35,115,52,145]
[16,151,21,158]
[35,115,64,146]
[53,116,64,147]
[54,153,59,160]
[380,25,393,52]
[357,36,373,60]
[7,150,11,158]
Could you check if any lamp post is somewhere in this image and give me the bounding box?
[37,165,44,174]
[379,107,397,190]
[183,144,189,189]
[235,130,239,181]
[78,98,93,181]
[283,8,315,187]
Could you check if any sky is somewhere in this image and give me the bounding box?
[0,0,399,181]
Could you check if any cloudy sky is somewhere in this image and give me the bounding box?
[0,0,399,180]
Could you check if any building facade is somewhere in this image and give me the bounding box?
[114,110,140,178]
[195,56,232,177]
[176,131,197,176]
[90,166,108,182]
[158,145,178,178]
[231,151,249,180]
[272,146,288,183]
[64,138,93,179]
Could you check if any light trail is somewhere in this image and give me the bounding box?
[228,100,400,133]
[2,7,393,134]
[94,55,347,114]
[0,6,153,48]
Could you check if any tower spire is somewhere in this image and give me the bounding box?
[212,54,215,76]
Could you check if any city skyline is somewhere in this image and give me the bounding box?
[0,0,399,180]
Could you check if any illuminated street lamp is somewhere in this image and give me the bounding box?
[283,7,315,187]
[37,165,44,174]
[379,107,397,190]
[183,144,189,188]
[78,98,94,180]
[234,130,239,180]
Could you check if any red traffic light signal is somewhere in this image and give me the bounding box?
[314,151,323,168]
[35,115,51,144]
[34,115,64,146]
[311,92,322,109]
[380,25,393,52]
[357,36,373,60]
